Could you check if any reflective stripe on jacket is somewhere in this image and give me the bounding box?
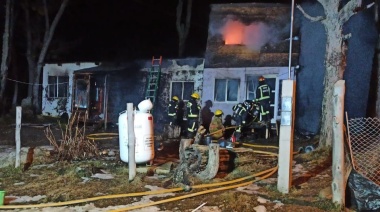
[187,99,200,118]
[257,84,270,101]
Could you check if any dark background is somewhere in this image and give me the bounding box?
[44,0,292,62]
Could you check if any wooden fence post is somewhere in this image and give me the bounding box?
[15,106,22,168]
[127,103,136,181]
[332,80,345,206]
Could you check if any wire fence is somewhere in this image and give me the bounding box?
[347,117,380,185]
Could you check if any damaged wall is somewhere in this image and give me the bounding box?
[72,58,204,133]
[42,63,98,117]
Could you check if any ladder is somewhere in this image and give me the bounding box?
[145,56,162,108]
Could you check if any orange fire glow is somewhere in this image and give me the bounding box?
[223,20,245,45]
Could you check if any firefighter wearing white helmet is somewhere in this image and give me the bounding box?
[168,96,180,125]
[186,92,201,138]
[209,109,225,140]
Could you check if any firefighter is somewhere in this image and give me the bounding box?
[201,100,214,133]
[256,76,271,139]
[256,76,271,124]
[186,92,201,138]
[232,103,249,142]
[168,96,180,125]
[209,109,225,140]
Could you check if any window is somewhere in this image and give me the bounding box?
[74,79,88,108]
[171,81,194,100]
[214,79,239,102]
[246,76,259,100]
[48,76,69,98]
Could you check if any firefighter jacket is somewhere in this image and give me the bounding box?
[187,98,200,118]
[209,116,224,139]
[256,82,270,101]
[232,103,248,121]
[168,100,178,117]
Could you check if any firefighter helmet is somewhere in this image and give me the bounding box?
[259,76,265,82]
[243,100,252,108]
[172,96,179,101]
[215,109,223,116]
[191,92,200,99]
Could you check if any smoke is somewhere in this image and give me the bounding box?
[215,16,283,51]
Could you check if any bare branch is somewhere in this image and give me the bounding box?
[42,0,50,45]
[297,4,325,22]
[176,0,183,35]
[184,0,193,38]
[37,0,69,66]
[339,0,362,24]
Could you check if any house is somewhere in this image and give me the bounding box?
[41,63,99,118]
[42,3,300,133]
[41,58,204,132]
[202,3,299,125]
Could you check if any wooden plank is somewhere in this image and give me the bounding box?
[15,106,22,168]
[332,80,345,206]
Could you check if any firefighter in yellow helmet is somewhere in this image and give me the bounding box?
[168,96,180,125]
[209,109,225,140]
[186,92,201,138]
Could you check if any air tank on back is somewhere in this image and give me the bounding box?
[118,99,154,164]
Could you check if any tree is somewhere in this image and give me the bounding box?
[376,2,380,118]
[0,0,14,114]
[176,0,193,57]
[298,1,374,146]
[22,0,69,114]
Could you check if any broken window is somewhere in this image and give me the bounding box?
[214,79,239,102]
[171,81,194,101]
[74,79,88,109]
[48,76,69,98]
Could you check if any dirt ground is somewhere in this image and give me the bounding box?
[0,115,347,212]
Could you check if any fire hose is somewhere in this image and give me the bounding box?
[0,150,279,210]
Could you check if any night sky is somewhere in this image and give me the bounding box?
[46,0,292,62]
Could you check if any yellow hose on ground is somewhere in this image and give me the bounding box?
[110,166,279,212]
[0,150,278,210]
[243,143,279,149]
[0,167,276,210]
[86,133,119,141]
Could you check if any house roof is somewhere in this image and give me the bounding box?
[205,3,299,68]
[73,58,204,74]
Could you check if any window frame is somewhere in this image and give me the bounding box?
[214,78,240,103]
[170,81,195,101]
[48,76,69,98]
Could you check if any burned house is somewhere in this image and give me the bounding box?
[41,58,204,132]
[41,63,98,118]
[202,3,299,124]
[42,3,302,133]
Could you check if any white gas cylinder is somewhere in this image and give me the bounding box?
[118,99,155,164]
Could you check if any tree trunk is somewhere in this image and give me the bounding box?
[27,0,69,113]
[0,0,12,111]
[376,2,380,118]
[176,0,192,57]
[319,26,344,146]
[298,1,362,147]
[174,141,274,184]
